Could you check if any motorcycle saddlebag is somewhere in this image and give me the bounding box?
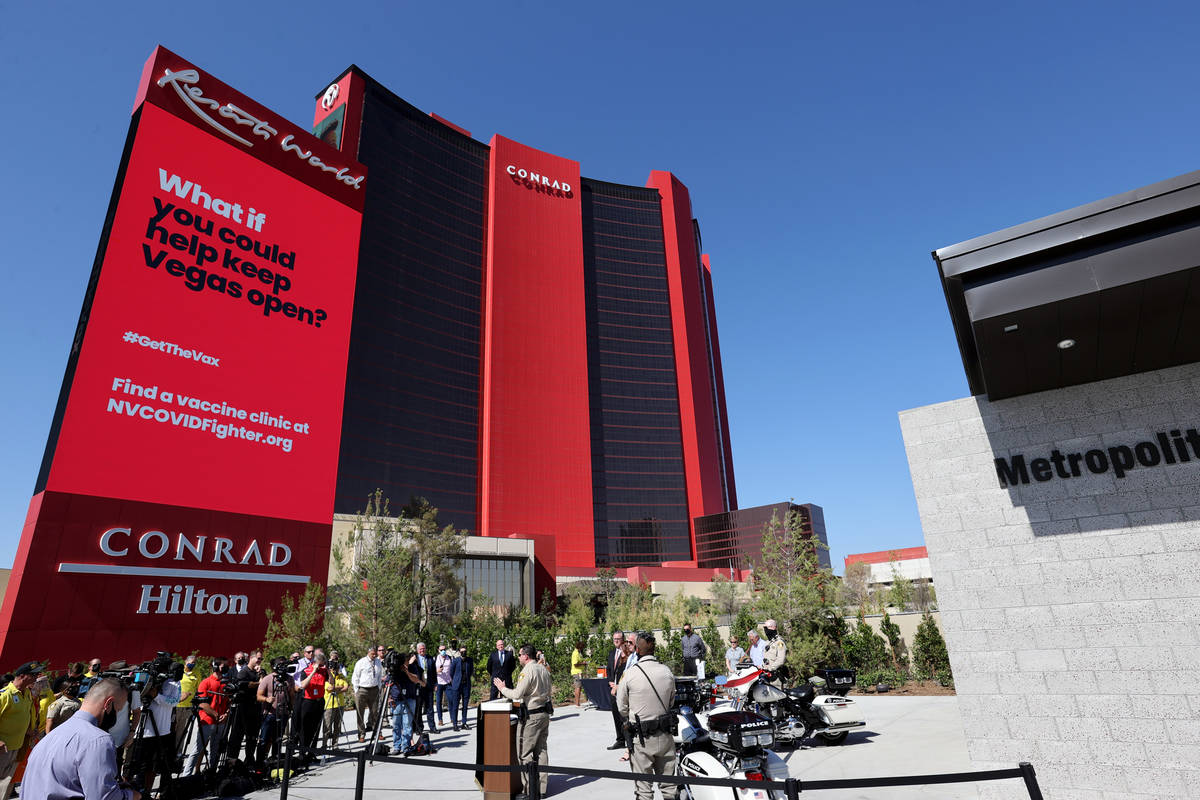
[815,695,865,728]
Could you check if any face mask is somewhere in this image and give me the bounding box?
[185,663,194,672]
[99,701,121,731]
[683,629,691,635]
[765,628,777,641]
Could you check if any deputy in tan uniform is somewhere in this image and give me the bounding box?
[761,619,788,686]
[616,632,677,800]
[494,644,552,799]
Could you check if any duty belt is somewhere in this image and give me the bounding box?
[627,714,673,744]
[517,704,552,721]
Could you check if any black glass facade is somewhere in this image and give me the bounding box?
[454,556,526,612]
[334,78,488,532]
[694,502,830,571]
[582,180,692,566]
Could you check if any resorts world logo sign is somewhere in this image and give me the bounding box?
[995,428,1200,487]
[157,68,365,190]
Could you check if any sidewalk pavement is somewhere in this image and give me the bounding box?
[254,696,993,800]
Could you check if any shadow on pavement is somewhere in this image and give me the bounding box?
[553,773,601,793]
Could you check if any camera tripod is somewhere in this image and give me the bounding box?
[256,669,295,780]
[366,675,394,763]
[128,683,176,800]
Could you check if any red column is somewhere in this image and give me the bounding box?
[479,136,594,569]
[648,172,727,560]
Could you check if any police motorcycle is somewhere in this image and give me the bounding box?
[718,662,865,746]
[672,677,789,800]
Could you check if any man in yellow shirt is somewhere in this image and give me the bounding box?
[322,671,349,751]
[570,640,588,707]
[34,675,54,742]
[174,657,200,751]
[0,662,41,800]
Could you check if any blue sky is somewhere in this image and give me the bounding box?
[3,1,1198,574]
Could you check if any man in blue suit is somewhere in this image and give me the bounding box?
[456,647,475,729]
[446,648,470,731]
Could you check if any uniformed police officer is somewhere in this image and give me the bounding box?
[761,619,788,686]
[616,632,677,800]
[494,644,552,799]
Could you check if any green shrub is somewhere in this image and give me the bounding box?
[911,612,951,682]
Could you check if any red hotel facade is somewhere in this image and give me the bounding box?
[0,52,738,666]
[315,68,738,595]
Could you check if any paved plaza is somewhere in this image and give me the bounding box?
[255,695,1008,800]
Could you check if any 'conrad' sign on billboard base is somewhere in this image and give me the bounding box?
[0,46,365,667]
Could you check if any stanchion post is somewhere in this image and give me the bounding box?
[785,776,802,798]
[280,737,294,800]
[528,760,542,800]
[354,748,368,800]
[1019,762,1044,800]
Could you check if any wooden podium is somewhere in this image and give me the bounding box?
[475,700,521,799]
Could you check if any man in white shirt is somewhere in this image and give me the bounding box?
[746,630,766,667]
[294,645,315,686]
[129,675,179,793]
[351,647,382,742]
[434,644,453,729]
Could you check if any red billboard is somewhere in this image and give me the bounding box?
[0,47,364,668]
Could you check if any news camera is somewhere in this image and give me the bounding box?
[100,651,176,693]
[272,657,299,681]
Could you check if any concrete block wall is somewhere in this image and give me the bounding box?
[900,363,1200,800]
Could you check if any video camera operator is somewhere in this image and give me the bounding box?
[95,662,140,779]
[182,657,229,776]
[226,651,261,766]
[255,657,296,765]
[128,657,180,796]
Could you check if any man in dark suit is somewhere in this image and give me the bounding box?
[446,649,469,731]
[605,631,628,749]
[413,642,438,734]
[486,639,515,700]
[456,647,475,728]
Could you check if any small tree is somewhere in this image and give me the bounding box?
[400,496,466,632]
[262,582,327,659]
[839,562,871,614]
[912,580,936,612]
[879,611,909,671]
[700,618,724,675]
[733,605,758,644]
[887,558,913,611]
[842,612,888,674]
[709,574,744,619]
[331,489,416,647]
[595,567,620,611]
[912,612,952,684]
[750,507,844,676]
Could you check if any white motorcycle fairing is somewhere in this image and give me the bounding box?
[678,749,786,800]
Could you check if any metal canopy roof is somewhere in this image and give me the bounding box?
[933,169,1200,399]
